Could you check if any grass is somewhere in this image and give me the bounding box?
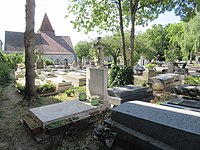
[46,119,70,129]
[34,86,87,107]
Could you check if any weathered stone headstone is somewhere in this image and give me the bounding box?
[86,67,107,101]
[168,61,174,73]
[143,68,156,81]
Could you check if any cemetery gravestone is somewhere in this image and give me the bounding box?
[105,101,200,150]
[86,67,108,102]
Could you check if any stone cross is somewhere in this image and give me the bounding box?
[35,49,44,69]
[94,37,104,67]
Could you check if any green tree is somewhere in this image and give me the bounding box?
[164,23,183,61]
[75,41,91,64]
[67,0,130,66]
[129,0,197,69]
[102,35,122,65]
[179,14,200,63]
[134,32,155,61]
[145,24,169,61]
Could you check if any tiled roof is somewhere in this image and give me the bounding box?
[4,13,75,55]
[38,13,55,33]
[40,32,74,55]
[4,31,42,53]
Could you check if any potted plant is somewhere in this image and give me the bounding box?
[78,92,87,101]
[64,87,74,97]
[90,95,100,106]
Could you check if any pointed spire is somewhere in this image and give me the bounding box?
[38,13,55,34]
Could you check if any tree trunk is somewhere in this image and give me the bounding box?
[130,0,138,84]
[23,0,37,103]
[130,0,138,67]
[113,55,117,65]
[118,0,127,66]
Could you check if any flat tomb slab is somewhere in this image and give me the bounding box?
[111,101,200,150]
[161,98,200,112]
[29,100,95,126]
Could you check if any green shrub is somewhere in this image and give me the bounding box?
[185,76,200,84]
[109,65,133,87]
[4,53,24,69]
[16,83,25,92]
[0,51,11,85]
[109,65,120,87]
[36,83,56,93]
[64,87,75,97]
[145,63,156,69]
[44,57,54,66]
[64,86,86,97]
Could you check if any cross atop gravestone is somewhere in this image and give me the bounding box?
[94,37,104,67]
[35,49,44,69]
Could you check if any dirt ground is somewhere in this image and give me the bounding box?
[0,83,116,150]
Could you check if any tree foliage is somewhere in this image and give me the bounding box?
[67,0,198,69]
[134,32,155,60]
[67,0,130,66]
[75,41,91,61]
[67,0,129,33]
[109,65,133,87]
[145,24,169,61]
[165,23,183,61]
[179,14,200,61]
[0,51,11,86]
[4,53,24,69]
[102,35,122,65]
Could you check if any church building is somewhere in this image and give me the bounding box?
[4,13,76,64]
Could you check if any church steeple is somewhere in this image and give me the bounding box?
[38,13,55,34]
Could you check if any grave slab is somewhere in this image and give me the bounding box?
[29,100,110,127]
[162,98,200,112]
[30,100,93,126]
[108,101,200,150]
[107,85,153,105]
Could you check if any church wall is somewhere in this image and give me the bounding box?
[45,54,75,65]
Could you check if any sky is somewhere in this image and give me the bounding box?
[0,0,181,49]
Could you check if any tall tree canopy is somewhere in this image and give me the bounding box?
[179,14,200,62]
[67,0,197,68]
[102,35,122,65]
[67,0,130,65]
[164,23,183,61]
[75,41,91,62]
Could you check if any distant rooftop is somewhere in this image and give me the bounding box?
[4,13,75,55]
